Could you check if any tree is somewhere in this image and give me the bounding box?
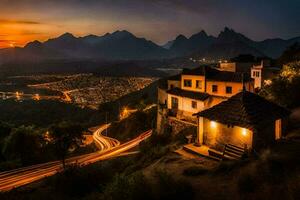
[49,122,84,169]
[260,61,300,108]
[2,126,43,165]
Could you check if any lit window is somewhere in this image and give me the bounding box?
[191,101,197,109]
[184,79,192,87]
[196,80,202,89]
[255,71,260,77]
[226,86,232,94]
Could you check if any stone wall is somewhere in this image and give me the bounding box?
[168,117,197,136]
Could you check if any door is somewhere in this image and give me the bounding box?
[171,97,178,109]
[275,119,282,140]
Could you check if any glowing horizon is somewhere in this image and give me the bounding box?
[0,0,299,49]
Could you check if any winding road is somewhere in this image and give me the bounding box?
[92,123,120,150]
[0,125,152,192]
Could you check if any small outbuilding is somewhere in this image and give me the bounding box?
[193,91,290,152]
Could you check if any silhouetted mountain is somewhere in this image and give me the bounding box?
[0,30,169,63]
[169,31,215,56]
[169,27,300,59]
[162,40,174,49]
[196,27,264,59]
[0,28,300,65]
[277,42,300,64]
[254,37,300,58]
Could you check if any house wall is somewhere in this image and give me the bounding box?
[251,68,262,89]
[157,87,168,105]
[252,118,287,150]
[181,75,206,93]
[200,118,253,151]
[206,81,254,98]
[167,80,181,90]
[167,94,205,120]
[181,74,254,98]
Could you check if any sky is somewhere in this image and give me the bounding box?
[0,0,299,48]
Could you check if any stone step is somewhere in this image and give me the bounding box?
[226,144,244,152]
[226,148,244,157]
[208,148,236,161]
[183,146,221,161]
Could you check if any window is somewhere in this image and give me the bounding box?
[191,101,197,109]
[183,79,192,87]
[196,80,202,89]
[226,86,232,94]
[256,71,260,77]
[212,85,218,93]
[171,97,178,109]
[252,71,256,77]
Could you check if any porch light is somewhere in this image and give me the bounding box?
[210,121,217,128]
[242,128,247,136]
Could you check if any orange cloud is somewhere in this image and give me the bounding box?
[0,19,41,25]
[0,19,46,48]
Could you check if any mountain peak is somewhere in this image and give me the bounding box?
[111,30,134,38]
[218,27,248,42]
[190,30,208,39]
[220,27,237,35]
[175,34,188,41]
[58,32,76,39]
[25,40,42,48]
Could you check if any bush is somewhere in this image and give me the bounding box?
[139,131,171,164]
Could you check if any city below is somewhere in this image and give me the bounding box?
[0,1,299,200]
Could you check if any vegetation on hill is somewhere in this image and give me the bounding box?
[277,43,300,65]
[260,61,300,108]
[0,99,105,128]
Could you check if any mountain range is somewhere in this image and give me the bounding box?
[0,27,299,63]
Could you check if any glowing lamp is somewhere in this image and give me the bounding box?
[210,121,217,128]
[242,128,247,136]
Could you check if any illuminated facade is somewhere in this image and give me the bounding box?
[157,66,254,123]
[251,60,280,89]
[194,91,290,152]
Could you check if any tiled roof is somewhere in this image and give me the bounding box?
[194,91,290,130]
[167,87,210,101]
[181,66,253,83]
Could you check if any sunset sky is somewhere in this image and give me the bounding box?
[0,0,299,48]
